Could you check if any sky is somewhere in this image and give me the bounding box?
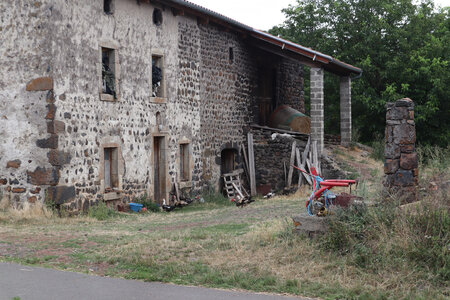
[188,0,450,31]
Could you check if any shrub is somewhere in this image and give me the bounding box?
[88,202,118,220]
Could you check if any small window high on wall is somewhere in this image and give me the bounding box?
[151,55,164,98]
[102,47,117,99]
[104,0,113,14]
[180,143,190,181]
[104,147,119,190]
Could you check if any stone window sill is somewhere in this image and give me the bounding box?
[100,93,117,102]
[103,191,121,201]
[150,97,166,104]
[179,181,192,189]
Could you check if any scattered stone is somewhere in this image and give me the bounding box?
[36,134,58,149]
[26,77,53,91]
[6,159,21,168]
[292,213,328,237]
[46,186,76,205]
[12,187,26,193]
[0,178,7,185]
[27,167,60,186]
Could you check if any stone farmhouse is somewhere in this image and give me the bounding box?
[0,0,361,210]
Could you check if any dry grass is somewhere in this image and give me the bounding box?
[0,146,448,299]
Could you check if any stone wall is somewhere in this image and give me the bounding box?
[249,128,307,192]
[384,98,418,203]
[277,59,305,114]
[0,0,306,209]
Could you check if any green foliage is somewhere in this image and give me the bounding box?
[134,193,160,212]
[369,134,385,161]
[417,144,450,171]
[88,202,118,221]
[270,0,450,146]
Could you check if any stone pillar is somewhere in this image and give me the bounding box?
[340,76,352,147]
[310,68,324,153]
[384,98,418,203]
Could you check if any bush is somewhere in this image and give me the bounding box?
[369,134,384,161]
[88,202,118,220]
[134,193,160,212]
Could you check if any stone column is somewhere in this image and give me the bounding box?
[340,76,352,147]
[384,98,418,203]
[310,68,324,153]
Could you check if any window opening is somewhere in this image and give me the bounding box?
[104,147,119,191]
[102,47,116,98]
[180,144,190,181]
[104,0,113,14]
[153,8,163,26]
[229,47,234,63]
[152,56,163,98]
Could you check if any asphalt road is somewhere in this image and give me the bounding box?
[0,263,309,300]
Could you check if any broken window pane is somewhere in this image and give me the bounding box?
[152,56,163,98]
[102,47,116,98]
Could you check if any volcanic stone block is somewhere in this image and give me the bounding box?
[393,124,416,144]
[36,134,58,149]
[6,159,21,168]
[385,143,400,159]
[400,153,418,170]
[47,186,76,205]
[27,167,60,186]
[393,170,414,186]
[47,120,65,134]
[12,187,26,193]
[45,104,57,120]
[387,107,408,120]
[384,159,399,174]
[48,150,71,166]
[26,77,53,91]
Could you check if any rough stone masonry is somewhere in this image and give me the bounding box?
[384,98,418,203]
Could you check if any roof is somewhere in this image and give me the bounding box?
[152,0,362,76]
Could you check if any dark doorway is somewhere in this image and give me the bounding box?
[153,136,166,204]
[257,67,277,126]
[221,149,238,174]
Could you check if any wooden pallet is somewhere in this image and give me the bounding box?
[222,169,248,200]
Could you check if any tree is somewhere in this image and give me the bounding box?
[270,0,449,146]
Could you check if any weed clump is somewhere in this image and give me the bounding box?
[134,193,160,212]
[88,202,118,220]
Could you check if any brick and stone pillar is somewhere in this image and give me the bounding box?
[340,76,352,147]
[384,98,418,203]
[310,68,324,153]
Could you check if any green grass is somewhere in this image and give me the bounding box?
[87,202,119,220]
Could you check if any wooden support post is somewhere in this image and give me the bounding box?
[287,141,297,188]
[247,133,257,196]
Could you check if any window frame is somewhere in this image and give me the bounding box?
[150,50,166,103]
[98,40,120,102]
[179,143,191,182]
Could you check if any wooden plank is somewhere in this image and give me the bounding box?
[240,144,251,184]
[174,178,180,202]
[247,133,257,196]
[301,137,312,185]
[232,182,244,199]
[287,141,297,187]
[296,147,302,188]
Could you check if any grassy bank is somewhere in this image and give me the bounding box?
[0,146,448,299]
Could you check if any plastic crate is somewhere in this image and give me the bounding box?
[129,202,143,212]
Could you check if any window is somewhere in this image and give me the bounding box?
[153,8,163,26]
[104,0,113,14]
[104,147,118,191]
[229,47,234,63]
[180,143,190,181]
[101,47,117,100]
[151,55,164,98]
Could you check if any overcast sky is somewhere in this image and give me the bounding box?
[188,0,450,31]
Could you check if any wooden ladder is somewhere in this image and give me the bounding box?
[222,169,248,200]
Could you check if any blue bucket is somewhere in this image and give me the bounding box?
[129,203,143,212]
